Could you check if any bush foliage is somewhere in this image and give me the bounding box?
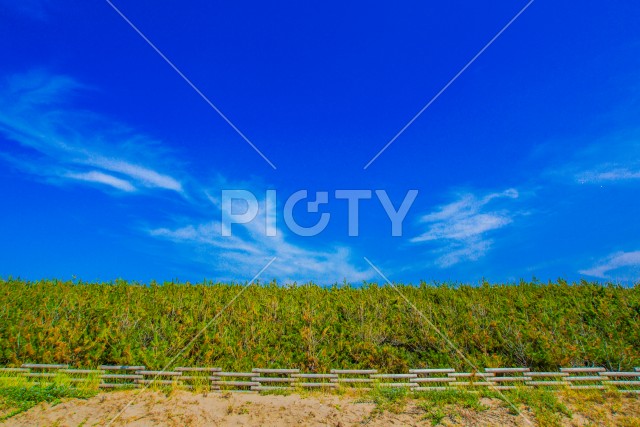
[0,278,638,371]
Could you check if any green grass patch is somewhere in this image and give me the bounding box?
[415,388,490,411]
[500,388,572,427]
[0,383,97,420]
[415,389,490,425]
[368,386,409,413]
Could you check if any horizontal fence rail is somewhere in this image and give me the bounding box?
[1,364,639,393]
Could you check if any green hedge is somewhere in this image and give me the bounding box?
[1,278,638,372]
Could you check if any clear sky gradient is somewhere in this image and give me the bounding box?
[1,0,639,284]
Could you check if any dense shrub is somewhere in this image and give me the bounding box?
[0,278,638,371]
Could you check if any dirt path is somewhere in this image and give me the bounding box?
[2,390,638,426]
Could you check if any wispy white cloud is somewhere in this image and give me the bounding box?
[431,240,493,269]
[88,157,183,192]
[576,167,640,184]
[152,224,371,283]
[411,189,519,268]
[0,70,184,195]
[64,171,136,192]
[150,195,371,284]
[0,70,370,283]
[579,250,640,280]
[541,133,640,186]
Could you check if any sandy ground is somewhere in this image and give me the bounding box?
[1,389,639,426]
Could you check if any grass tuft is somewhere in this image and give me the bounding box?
[0,383,97,420]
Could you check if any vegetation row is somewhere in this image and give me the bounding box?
[1,278,638,372]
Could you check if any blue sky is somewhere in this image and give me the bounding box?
[1,0,639,284]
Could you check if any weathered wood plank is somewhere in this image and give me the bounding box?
[59,369,104,374]
[526,381,569,386]
[600,372,640,378]
[569,385,606,390]
[135,379,180,385]
[298,383,338,387]
[330,378,373,383]
[251,386,293,391]
[410,377,456,383]
[253,377,296,383]
[487,376,532,382]
[451,382,494,386]
[22,364,68,369]
[414,386,450,391]
[560,367,605,373]
[448,373,495,378]
[528,372,569,377]
[330,369,377,374]
[99,365,146,371]
[566,376,608,382]
[370,374,417,379]
[377,383,418,388]
[175,367,222,372]
[291,374,338,379]
[180,376,221,381]
[409,368,455,374]
[485,368,530,373]
[217,372,255,377]
[101,374,143,380]
[135,371,182,376]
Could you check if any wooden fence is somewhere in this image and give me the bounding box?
[1,364,639,393]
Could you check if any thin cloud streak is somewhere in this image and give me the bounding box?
[541,135,640,186]
[576,167,640,184]
[150,198,371,284]
[0,70,185,195]
[411,189,519,267]
[88,157,183,192]
[0,70,368,283]
[65,170,136,192]
[580,250,640,280]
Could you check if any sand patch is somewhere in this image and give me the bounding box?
[2,389,638,426]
